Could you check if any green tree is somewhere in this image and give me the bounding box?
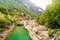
[36,0,60,28]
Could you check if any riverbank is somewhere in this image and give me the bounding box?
[0,23,14,40]
[6,26,32,40]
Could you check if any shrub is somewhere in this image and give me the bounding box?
[6,14,14,23]
[0,18,11,28]
[0,13,12,30]
[57,30,60,39]
[0,5,8,15]
[48,29,53,37]
[0,12,5,18]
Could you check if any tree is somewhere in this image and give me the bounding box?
[36,0,60,28]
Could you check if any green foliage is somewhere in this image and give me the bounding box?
[0,18,11,28]
[13,17,23,22]
[48,29,60,39]
[0,13,11,28]
[0,12,5,18]
[6,15,14,23]
[48,29,53,36]
[0,11,23,32]
[36,0,60,28]
[58,35,60,40]
[9,11,19,16]
[0,12,12,31]
[56,30,60,39]
[0,5,8,15]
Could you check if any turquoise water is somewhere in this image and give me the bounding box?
[6,26,32,40]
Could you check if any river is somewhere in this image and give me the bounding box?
[6,26,32,40]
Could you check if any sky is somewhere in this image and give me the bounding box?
[30,0,52,10]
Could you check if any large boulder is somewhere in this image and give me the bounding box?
[16,21,24,26]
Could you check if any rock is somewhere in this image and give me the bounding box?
[16,21,24,26]
[0,35,4,38]
[17,23,24,26]
[0,23,14,40]
[22,20,51,40]
[0,38,4,40]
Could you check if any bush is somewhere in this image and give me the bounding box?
[13,17,23,22]
[6,14,14,23]
[48,29,53,37]
[0,12,12,32]
[0,5,8,15]
[0,18,11,28]
[0,12,5,18]
[57,30,60,39]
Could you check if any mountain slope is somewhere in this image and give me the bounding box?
[16,0,43,15]
[0,0,38,17]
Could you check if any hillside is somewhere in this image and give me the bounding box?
[0,0,38,17]
[15,0,43,15]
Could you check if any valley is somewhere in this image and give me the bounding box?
[0,0,60,40]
